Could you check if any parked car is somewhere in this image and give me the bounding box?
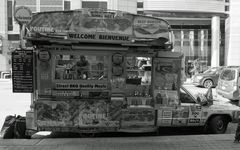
[216,66,240,101]
[180,85,240,134]
[192,66,225,88]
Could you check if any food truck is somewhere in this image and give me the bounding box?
[12,9,240,137]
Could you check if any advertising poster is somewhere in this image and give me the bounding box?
[37,50,52,96]
[188,105,202,126]
[27,10,133,38]
[153,59,178,90]
[36,100,119,128]
[153,58,180,107]
[108,100,123,124]
[162,108,172,126]
[79,100,108,127]
[154,90,179,106]
[133,16,170,39]
[36,100,73,127]
[26,10,171,43]
[121,108,155,127]
[172,106,189,126]
[154,90,168,105]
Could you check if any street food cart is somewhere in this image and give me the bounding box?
[14,9,186,136]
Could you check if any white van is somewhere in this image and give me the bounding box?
[216,66,240,101]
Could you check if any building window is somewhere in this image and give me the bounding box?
[225,0,229,3]
[64,1,71,10]
[7,1,13,31]
[225,6,229,11]
[82,1,107,9]
[8,34,20,41]
[137,11,144,15]
[172,27,213,72]
[137,2,143,8]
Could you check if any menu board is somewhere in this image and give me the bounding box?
[12,49,33,93]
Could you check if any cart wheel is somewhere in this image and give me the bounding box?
[209,116,228,134]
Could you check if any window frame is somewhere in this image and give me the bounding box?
[180,87,197,104]
[53,52,110,81]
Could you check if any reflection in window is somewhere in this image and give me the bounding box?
[55,54,108,80]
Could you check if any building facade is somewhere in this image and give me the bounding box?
[226,0,240,66]
[0,0,234,74]
[0,0,65,73]
[141,0,230,69]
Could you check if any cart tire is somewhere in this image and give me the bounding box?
[209,116,228,134]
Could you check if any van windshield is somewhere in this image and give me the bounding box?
[220,69,236,81]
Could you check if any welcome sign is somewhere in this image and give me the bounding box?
[26,9,171,43]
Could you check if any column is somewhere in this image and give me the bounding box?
[211,16,220,67]
[36,0,40,12]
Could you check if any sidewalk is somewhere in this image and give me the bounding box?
[0,79,12,82]
[0,134,240,150]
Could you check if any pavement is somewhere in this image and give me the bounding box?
[0,134,240,150]
[0,79,12,82]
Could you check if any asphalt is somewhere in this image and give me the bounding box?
[1,134,240,150]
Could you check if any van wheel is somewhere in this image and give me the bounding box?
[203,79,213,88]
[209,116,228,134]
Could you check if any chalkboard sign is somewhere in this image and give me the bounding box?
[12,49,33,93]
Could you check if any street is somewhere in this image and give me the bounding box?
[0,79,239,136]
[1,134,240,150]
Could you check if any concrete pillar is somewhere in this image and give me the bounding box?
[36,0,40,12]
[0,0,8,72]
[226,1,240,66]
[211,16,220,67]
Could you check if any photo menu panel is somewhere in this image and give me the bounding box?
[12,49,33,93]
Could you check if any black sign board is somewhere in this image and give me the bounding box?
[12,49,33,93]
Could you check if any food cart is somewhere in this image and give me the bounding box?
[13,9,185,136]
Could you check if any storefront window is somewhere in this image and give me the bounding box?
[172,28,213,75]
[54,54,108,80]
[183,30,190,40]
[173,30,181,40]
